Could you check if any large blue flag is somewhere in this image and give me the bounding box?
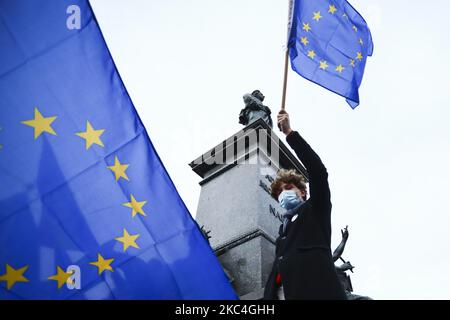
[288,0,373,108]
[0,0,237,299]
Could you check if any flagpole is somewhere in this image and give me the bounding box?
[280,49,289,111]
[281,0,294,111]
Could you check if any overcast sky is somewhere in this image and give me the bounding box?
[90,0,450,299]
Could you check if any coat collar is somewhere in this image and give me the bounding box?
[280,200,306,236]
[283,200,305,218]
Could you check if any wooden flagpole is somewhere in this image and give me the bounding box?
[281,0,294,111]
[280,49,289,111]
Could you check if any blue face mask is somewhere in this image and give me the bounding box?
[278,190,303,210]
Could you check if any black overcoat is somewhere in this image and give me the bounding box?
[263,131,347,300]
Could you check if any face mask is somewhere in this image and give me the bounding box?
[278,190,303,210]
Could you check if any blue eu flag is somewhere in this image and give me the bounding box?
[0,0,237,299]
[288,0,374,108]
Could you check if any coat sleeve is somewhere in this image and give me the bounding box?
[285,131,331,216]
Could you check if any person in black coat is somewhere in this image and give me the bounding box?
[263,109,347,300]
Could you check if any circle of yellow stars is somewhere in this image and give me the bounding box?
[1,107,151,291]
[298,4,365,74]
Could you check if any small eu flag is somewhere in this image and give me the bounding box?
[288,0,374,108]
[0,0,236,299]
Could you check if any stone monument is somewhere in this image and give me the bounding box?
[189,109,308,298]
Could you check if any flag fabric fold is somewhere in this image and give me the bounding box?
[288,0,374,108]
[0,0,236,299]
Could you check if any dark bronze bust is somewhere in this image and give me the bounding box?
[239,90,273,129]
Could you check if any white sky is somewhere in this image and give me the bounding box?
[90,0,450,299]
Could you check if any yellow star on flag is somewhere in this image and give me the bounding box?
[76,121,105,150]
[21,108,57,139]
[90,254,114,275]
[107,156,130,182]
[302,22,311,32]
[328,5,337,14]
[0,264,29,290]
[115,229,140,252]
[300,36,309,46]
[359,38,364,45]
[356,52,363,61]
[307,50,316,59]
[123,194,147,218]
[48,266,73,289]
[335,64,345,73]
[319,60,329,70]
[352,25,358,32]
[313,11,322,22]
[350,59,356,67]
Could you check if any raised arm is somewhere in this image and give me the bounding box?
[277,110,331,214]
[332,226,349,262]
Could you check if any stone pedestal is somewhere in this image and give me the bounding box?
[189,118,307,299]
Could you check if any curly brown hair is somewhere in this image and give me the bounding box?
[270,169,307,201]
